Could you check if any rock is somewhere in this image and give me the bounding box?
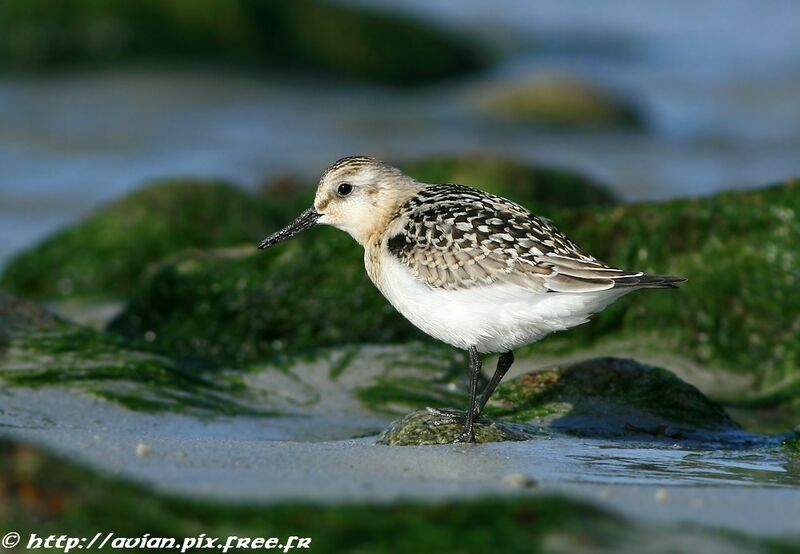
[0,293,59,330]
[0,293,785,452]
[400,154,618,212]
[653,488,670,503]
[375,358,741,445]
[8,169,798,412]
[108,235,422,367]
[0,0,483,85]
[0,293,461,424]
[105,158,615,366]
[108,177,800,407]
[0,292,774,449]
[273,0,484,85]
[0,179,272,300]
[0,294,264,416]
[502,473,538,489]
[0,155,610,303]
[376,407,536,445]
[477,75,645,130]
[782,435,800,458]
[537,179,800,406]
[489,358,739,439]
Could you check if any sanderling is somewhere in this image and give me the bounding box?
[260,156,685,443]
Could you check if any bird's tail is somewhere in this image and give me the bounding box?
[611,274,687,289]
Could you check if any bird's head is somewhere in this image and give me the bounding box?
[259,156,422,249]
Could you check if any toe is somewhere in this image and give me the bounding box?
[453,431,476,444]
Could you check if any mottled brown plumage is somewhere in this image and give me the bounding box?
[384,183,682,293]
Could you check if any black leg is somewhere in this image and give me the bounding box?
[455,346,482,443]
[475,351,514,417]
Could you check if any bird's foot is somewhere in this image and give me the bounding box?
[427,408,463,427]
[453,428,476,444]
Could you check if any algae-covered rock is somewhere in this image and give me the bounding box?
[0,0,483,85]
[103,158,615,366]
[401,154,618,211]
[0,295,262,415]
[489,358,739,438]
[535,180,800,402]
[371,358,739,444]
[9,168,798,409]
[377,407,535,445]
[0,156,613,303]
[108,177,800,400]
[267,0,484,85]
[783,435,800,458]
[108,233,423,367]
[477,75,644,130]
[0,179,274,300]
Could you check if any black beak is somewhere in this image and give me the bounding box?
[258,208,321,249]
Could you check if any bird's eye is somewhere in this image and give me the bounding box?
[337,182,353,196]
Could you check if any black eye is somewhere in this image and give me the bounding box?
[337,182,353,196]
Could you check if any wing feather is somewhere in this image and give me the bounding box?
[386,184,649,293]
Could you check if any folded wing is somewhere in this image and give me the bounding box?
[388,185,683,293]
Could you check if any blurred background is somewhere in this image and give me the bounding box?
[1,0,799,267]
[2,3,800,548]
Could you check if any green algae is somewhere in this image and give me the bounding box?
[370,357,741,445]
[376,407,535,445]
[0,0,483,85]
[105,179,800,409]
[1,287,461,419]
[0,157,613,304]
[0,295,272,416]
[529,180,800,402]
[357,376,464,415]
[267,0,484,85]
[2,438,797,554]
[782,435,800,458]
[4,171,799,410]
[478,76,645,130]
[354,344,465,414]
[0,179,273,300]
[489,358,738,435]
[401,154,618,212]
[108,234,424,367]
[102,159,617,367]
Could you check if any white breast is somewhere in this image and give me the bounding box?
[372,253,630,353]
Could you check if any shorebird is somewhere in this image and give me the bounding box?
[259,156,685,443]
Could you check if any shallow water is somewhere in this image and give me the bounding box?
[2,385,799,537]
[1,1,800,267]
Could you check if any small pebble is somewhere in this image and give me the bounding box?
[654,488,669,502]
[136,442,153,458]
[502,473,537,489]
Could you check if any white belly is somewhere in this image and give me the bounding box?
[374,254,629,353]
